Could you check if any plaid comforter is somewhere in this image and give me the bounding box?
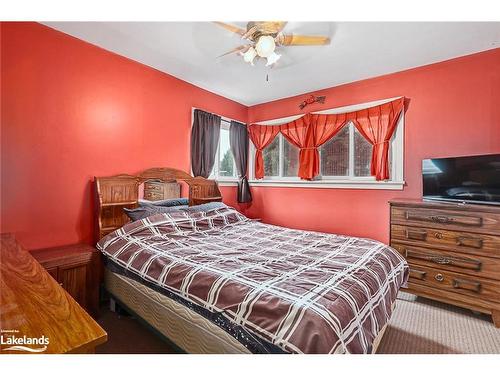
[97,206,408,354]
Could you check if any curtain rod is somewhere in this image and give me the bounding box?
[191,107,246,125]
[252,96,403,126]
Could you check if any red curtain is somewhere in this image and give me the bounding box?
[279,114,310,178]
[351,98,404,180]
[280,113,348,179]
[248,97,404,181]
[248,124,280,179]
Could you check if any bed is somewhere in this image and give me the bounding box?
[94,170,408,354]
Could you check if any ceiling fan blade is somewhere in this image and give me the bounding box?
[241,25,259,41]
[278,34,330,46]
[217,45,250,58]
[272,21,287,33]
[213,22,246,36]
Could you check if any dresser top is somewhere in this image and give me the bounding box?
[389,198,500,213]
[0,234,106,353]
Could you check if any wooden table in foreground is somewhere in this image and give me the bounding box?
[0,234,107,354]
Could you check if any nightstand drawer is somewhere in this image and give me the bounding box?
[31,244,101,317]
[59,264,88,308]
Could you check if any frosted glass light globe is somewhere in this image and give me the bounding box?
[255,36,276,58]
[266,51,281,66]
[243,47,257,64]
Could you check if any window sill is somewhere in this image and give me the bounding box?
[218,180,405,190]
[216,179,239,187]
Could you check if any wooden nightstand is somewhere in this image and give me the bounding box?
[31,244,101,318]
[144,179,181,201]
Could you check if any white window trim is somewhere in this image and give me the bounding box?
[211,120,239,182]
[240,97,405,190]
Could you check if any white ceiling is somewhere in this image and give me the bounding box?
[43,22,500,106]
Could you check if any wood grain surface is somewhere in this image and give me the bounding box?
[0,234,107,353]
[390,199,500,328]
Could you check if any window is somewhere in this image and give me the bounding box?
[211,120,237,180]
[248,100,405,190]
[283,138,300,177]
[320,125,350,177]
[261,135,300,179]
[261,122,378,181]
[263,136,279,177]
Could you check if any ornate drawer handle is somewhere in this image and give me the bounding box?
[434,273,444,282]
[430,256,452,265]
[431,215,451,224]
[452,278,481,293]
[434,232,443,239]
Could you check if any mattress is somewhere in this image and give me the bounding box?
[104,268,388,354]
[105,268,251,353]
[98,205,407,353]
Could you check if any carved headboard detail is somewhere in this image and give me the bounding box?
[94,167,222,241]
[137,167,192,182]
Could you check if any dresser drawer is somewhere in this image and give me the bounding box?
[391,206,500,235]
[408,265,500,303]
[392,243,500,281]
[391,224,500,258]
[144,191,163,201]
[144,182,163,192]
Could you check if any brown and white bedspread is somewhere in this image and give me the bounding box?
[97,206,408,354]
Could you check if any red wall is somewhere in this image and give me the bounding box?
[241,48,500,243]
[2,22,499,249]
[0,22,247,249]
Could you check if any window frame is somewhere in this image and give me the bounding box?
[244,97,405,190]
[210,119,239,182]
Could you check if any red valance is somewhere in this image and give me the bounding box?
[248,97,404,181]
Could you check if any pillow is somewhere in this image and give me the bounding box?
[124,205,185,222]
[186,202,227,213]
[138,198,189,207]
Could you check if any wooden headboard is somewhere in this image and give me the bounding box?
[94,167,222,241]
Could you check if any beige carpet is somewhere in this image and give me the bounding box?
[96,292,500,354]
[377,292,500,354]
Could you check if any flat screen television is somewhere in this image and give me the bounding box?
[422,154,500,206]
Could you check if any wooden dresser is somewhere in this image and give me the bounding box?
[143,180,181,201]
[389,199,500,327]
[0,234,107,353]
[31,244,101,318]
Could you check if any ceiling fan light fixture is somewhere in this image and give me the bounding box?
[243,47,257,64]
[265,51,281,66]
[255,35,276,57]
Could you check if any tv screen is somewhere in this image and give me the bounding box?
[422,154,500,206]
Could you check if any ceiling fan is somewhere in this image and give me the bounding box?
[215,21,331,67]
